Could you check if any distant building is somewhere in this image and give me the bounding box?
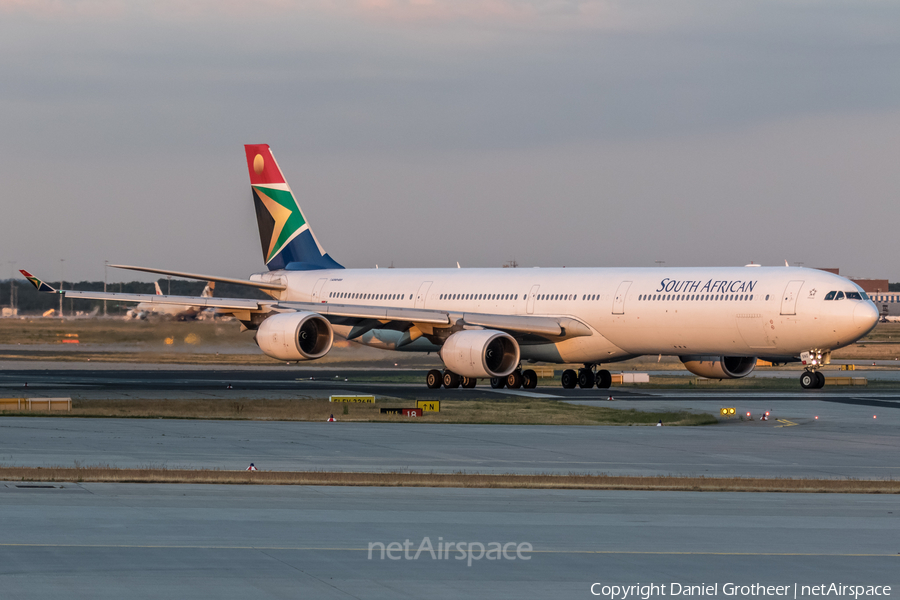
[850,279,890,293]
[815,268,890,293]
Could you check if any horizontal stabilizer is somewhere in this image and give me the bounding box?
[109,264,286,291]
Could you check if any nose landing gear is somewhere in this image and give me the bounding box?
[800,370,826,389]
[800,349,829,389]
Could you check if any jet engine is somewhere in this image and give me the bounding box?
[256,312,334,361]
[679,355,757,379]
[440,330,520,379]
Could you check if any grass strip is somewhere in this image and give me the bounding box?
[2,468,898,493]
[0,398,717,426]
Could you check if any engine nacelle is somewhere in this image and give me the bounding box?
[680,355,757,379]
[440,330,520,379]
[256,312,334,361]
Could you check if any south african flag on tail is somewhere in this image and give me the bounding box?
[244,144,343,272]
[20,270,60,293]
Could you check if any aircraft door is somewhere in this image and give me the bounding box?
[612,281,632,315]
[526,285,540,314]
[780,280,804,315]
[311,278,328,302]
[415,281,432,309]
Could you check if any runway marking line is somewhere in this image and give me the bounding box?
[0,543,896,557]
[481,389,561,399]
[775,419,798,427]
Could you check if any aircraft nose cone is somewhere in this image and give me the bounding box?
[854,301,879,332]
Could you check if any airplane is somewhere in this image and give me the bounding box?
[21,144,880,390]
[127,281,216,320]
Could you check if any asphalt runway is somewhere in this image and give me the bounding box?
[2,412,899,478]
[0,484,897,600]
[1,366,899,478]
[4,364,900,408]
[1,365,898,598]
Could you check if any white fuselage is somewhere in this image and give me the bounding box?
[253,266,879,364]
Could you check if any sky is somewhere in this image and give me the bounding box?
[2,0,899,283]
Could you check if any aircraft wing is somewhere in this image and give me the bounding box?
[276,302,591,340]
[275,301,451,325]
[22,270,592,341]
[64,291,268,311]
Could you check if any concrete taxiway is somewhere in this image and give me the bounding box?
[0,484,897,600]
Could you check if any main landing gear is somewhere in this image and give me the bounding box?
[425,369,508,389]
[800,370,825,390]
[430,367,539,390]
[562,365,612,389]
[490,368,538,390]
[425,364,610,391]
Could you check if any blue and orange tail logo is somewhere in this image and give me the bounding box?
[244,144,343,271]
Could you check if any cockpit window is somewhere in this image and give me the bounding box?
[835,291,845,300]
[824,291,836,300]
[845,291,863,300]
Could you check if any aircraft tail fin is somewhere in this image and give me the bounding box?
[201,282,214,298]
[20,270,59,293]
[244,144,343,271]
[154,281,163,295]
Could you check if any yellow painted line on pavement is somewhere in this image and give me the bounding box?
[775,419,798,427]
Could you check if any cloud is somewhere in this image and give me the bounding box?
[0,0,684,32]
[2,0,900,279]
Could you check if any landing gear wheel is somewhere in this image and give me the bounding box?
[595,369,612,389]
[522,369,538,389]
[443,371,460,389]
[490,377,506,389]
[561,369,577,389]
[506,370,523,389]
[815,371,826,389]
[800,371,816,389]
[461,376,477,389]
[577,369,595,389]
[426,369,442,389]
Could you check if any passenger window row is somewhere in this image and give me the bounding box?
[638,293,755,302]
[537,294,582,301]
[437,293,603,302]
[439,293,519,301]
[329,292,407,301]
